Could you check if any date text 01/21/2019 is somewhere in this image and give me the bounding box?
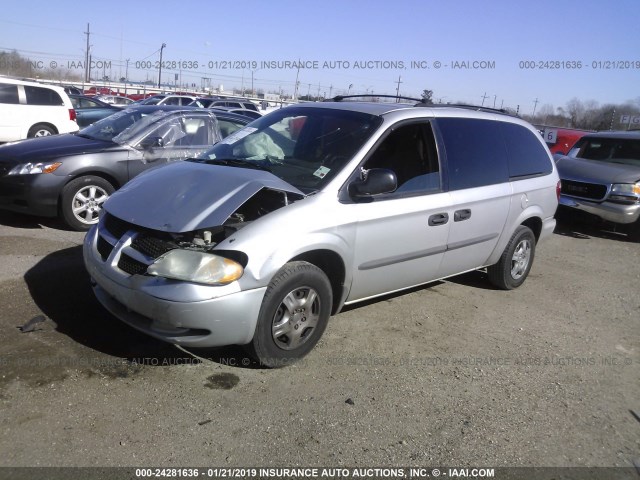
[519,60,640,69]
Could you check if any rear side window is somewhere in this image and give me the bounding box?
[500,123,553,178]
[437,118,509,190]
[0,84,19,104]
[24,86,64,106]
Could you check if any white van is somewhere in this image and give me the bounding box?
[0,77,79,142]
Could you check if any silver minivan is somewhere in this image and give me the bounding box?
[84,100,560,366]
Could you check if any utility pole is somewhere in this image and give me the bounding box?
[493,95,497,108]
[293,66,300,101]
[532,97,539,116]
[317,82,321,100]
[84,23,90,83]
[481,92,489,106]
[158,43,166,89]
[395,76,402,102]
[500,99,504,109]
[329,84,333,98]
[125,59,129,96]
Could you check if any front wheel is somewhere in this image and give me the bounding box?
[487,226,536,290]
[60,176,115,231]
[246,261,332,368]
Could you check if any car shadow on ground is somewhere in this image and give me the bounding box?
[23,245,256,368]
[0,210,68,231]
[553,212,634,242]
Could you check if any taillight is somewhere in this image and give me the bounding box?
[69,109,77,122]
[556,180,561,201]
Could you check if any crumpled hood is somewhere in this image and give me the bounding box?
[105,161,304,232]
[0,134,115,163]
[556,155,640,184]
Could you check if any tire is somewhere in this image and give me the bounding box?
[28,124,56,138]
[60,176,115,231]
[487,226,536,290]
[247,261,332,368]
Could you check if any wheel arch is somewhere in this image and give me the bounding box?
[28,122,58,136]
[57,171,121,212]
[520,215,542,242]
[289,249,346,315]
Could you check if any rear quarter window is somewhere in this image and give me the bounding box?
[437,117,509,190]
[24,86,64,106]
[0,84,19,104]
[500,122,553,178]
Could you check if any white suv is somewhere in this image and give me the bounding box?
[0,77,79,142]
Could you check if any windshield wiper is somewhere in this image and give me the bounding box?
[203,158,271,172]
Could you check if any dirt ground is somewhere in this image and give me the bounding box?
[0,210,638,475]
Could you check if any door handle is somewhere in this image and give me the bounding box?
[454,209,472,222]
[428,213,449,226]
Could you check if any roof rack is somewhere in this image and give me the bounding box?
[327,94,427,103]
[421,103,518,117]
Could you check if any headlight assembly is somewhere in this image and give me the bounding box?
[147,249,244,285]
[8,162,62,175]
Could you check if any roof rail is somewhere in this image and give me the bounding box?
[326,94,426,103]
[420,103,518,117]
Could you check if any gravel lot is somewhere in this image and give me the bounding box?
[0,210,638,474]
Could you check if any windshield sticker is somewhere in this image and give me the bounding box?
[219,127,258,145]
[313,166,331,179]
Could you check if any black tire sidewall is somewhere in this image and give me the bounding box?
[28,124,55,137]
[502,226,536,289]
[251,262,332,367]
[61,176,115,231]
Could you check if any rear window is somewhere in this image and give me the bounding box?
[437,118,509,190]
[500,123,553,178]
[24,86,64,106]
[0,84,19,104]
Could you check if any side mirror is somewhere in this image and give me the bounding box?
[140,136,164,150]
[349,168,397,199]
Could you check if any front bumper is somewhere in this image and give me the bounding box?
[559,195,640,225]
[0,172,64,217]
[83,225,266,348]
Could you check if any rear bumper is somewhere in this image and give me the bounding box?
[559,195,640,225]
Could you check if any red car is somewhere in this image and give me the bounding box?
[537,126,591,155]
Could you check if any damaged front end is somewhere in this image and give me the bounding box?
[90,159,306,291]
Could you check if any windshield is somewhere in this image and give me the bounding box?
[569,137,640,166]
[196,107,381,192]
[78,109,174,144]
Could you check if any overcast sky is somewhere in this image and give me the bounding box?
[1,0,639,113]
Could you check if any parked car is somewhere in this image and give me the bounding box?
[211,106,262,120]
[83,100,560,367]
[139,95,201,107]
[69,95,119,128]
[193,97,224,108]
[95,95,136,108]
[536,125,591,155]
[0,106,251,230]
[556,131,640,239]
[209,98,259,112]
[0,77,78,141]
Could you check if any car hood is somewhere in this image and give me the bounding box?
[555,155,640,184]
[0,134,116,163]
[105,161,304,232]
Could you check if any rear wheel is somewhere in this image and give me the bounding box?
[60,176,114,231]
[28,124,56,137]
[246,261,332,368]
[487,226,536,290]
